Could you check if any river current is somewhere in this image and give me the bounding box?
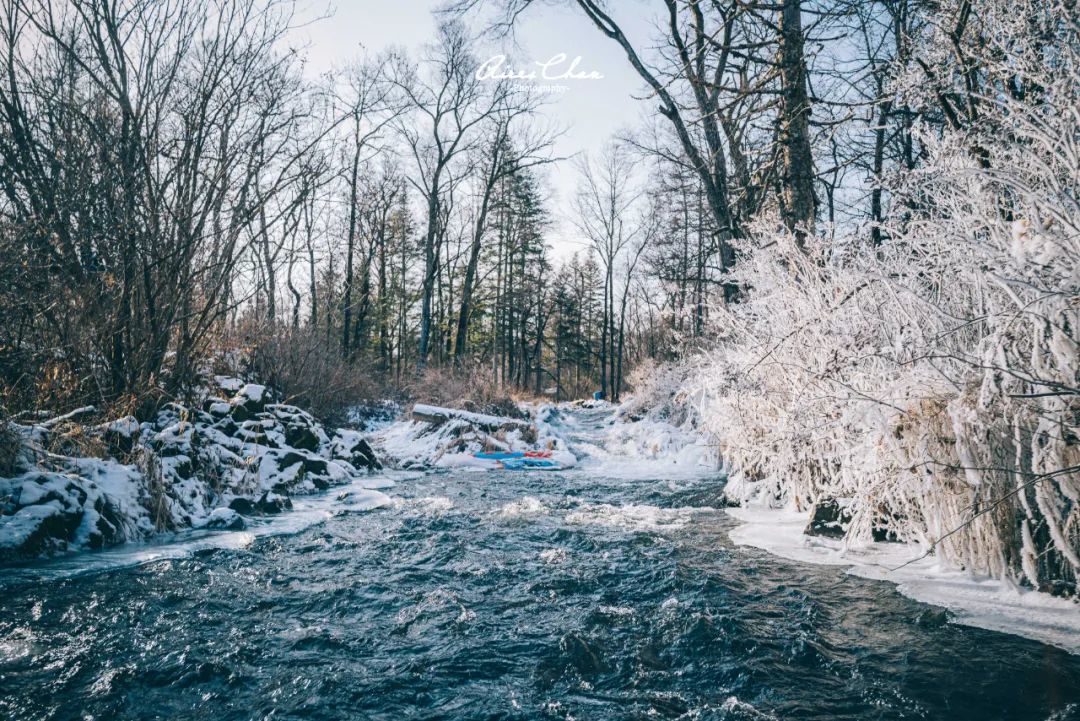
[1,409,1078,720]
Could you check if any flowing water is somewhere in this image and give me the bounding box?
[1,409,1079,720]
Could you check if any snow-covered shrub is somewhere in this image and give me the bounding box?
[691,0,1079,595]
[619,358,690,422]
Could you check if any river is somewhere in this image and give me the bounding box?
[1,408,1078,720]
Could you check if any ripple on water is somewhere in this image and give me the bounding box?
[1,465,1079,721]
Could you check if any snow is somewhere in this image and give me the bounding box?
[207,401,231,416]
[548,407,716,479]
[0,374,384,561]
[106,416,140,437]
[1,472,395,584]
[727,506,1080,655]
[411,403,521,430]
[214,376,245,392]
[373,403,577,471]
[196,507,245,530]
[235,383,268,403]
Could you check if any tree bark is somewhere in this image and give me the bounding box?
[778,0,816,248]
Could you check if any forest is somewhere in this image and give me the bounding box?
[0,0,687,415]
[0,0,1078,677]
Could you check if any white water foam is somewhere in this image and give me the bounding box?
[565,503,701,532]
[497,496,549,519]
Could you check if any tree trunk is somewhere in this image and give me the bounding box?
[778,0,816,247]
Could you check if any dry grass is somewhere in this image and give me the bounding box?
[401,366,534,419]
[244,327,385,424]
[0,406,20,477]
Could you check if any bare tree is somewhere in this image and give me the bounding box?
[393,21,509,371]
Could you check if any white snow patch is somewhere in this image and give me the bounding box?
[214,376,244,392]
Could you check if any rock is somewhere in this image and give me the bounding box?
[215,376,245,393]
[256,491,292,514]
[229,403,254,423]
[346,437,381,470]
[1041,579,1077,598]
[284,425,320,452]
[276,451,306,470]
[87,496,125,549]
[232,384,270,415]
[804,499,852,539]
[12,503,83,556]
[203,399,231,418]
[173,457,193,480]
[203,508,245,530]
[213,417,239,437]
[103,416,140,455]
[915,608,952,628]
[228,497,255,515]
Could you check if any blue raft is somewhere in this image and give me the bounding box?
[473,451,562,469]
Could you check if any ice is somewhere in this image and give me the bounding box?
[727,506,1080,655]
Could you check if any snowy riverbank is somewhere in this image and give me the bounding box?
[727,506,1080,655]
[0,376,383,560]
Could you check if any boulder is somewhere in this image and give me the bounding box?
[228,497,255,515]
[10,502,83,556]
[203,508,245,530]
[256,491,292,514]
[87,495,126,549]
[275,450,306,470]
[804,499,852,539]
[229,403,254,423]
[232,384,270,415]
[203,399,232,418]
[103,416,140,455]
[213,417,240,438]
[284,425,320,452]
[348,437,381,470]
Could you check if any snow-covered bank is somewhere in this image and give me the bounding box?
[595,413,717,475]
[0,376,384,561]
[594,378,1080,655]
[728,506,1080,655]
[0,471,396,586]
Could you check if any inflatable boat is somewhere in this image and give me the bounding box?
[473,450,562,469]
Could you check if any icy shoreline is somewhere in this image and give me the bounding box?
[0,472,396,586]
[727,506,1080,655]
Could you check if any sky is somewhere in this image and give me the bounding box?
[290,1,657,257]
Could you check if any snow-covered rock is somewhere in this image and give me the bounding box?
[0,375,383,561]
